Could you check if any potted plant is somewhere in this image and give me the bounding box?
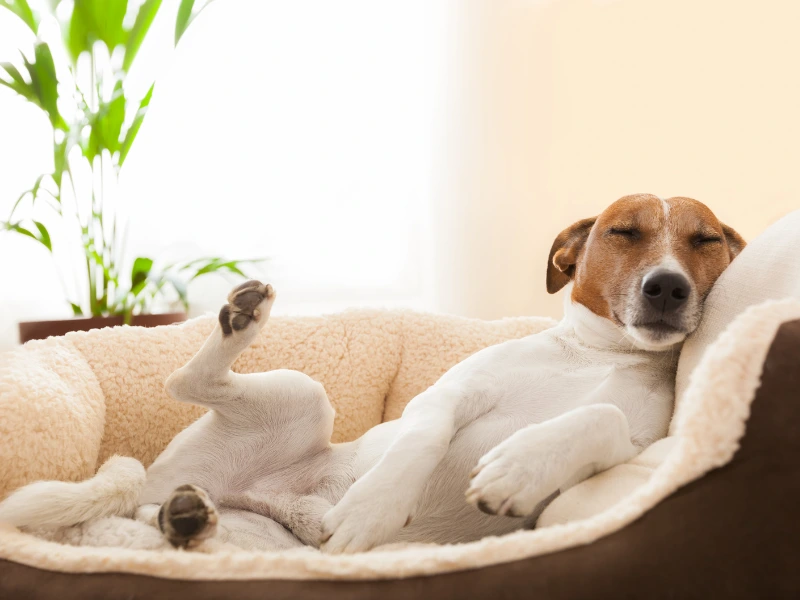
[1,0,259,343]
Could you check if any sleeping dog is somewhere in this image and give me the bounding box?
[0,194,744,553]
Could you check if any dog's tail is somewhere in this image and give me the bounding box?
[0,455,145,529]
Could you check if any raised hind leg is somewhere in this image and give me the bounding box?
[164,280,277,415]
[139,280,339,550]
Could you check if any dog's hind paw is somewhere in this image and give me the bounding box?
[158,484,219,549]
[218,280,275,336]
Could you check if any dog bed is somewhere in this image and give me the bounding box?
[1,212,799,599]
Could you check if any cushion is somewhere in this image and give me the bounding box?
[675,208,800,407]
[0,298,798,587]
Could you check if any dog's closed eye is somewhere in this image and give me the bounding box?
[608,227,641,240]
[691,233,722,247]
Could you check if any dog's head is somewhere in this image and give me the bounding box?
[547,194,745,351]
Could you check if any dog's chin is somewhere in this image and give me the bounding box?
[625,322,688,351]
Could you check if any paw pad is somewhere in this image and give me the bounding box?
[159,484,218,548]
[218,280,275,335]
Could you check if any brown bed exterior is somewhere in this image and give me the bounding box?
[2,319,799,600]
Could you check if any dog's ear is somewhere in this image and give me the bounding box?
[721,223,746,261]
[546,218,596,294]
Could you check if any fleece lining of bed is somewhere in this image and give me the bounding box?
[0,299,798,581]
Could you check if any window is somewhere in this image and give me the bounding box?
[0,0,447,348]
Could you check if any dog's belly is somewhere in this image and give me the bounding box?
[383,376,602,544]
[382,359,666,545]
[391,414,539,544]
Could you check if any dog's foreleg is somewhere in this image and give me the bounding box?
[466,404,638,517]
[320,386,465,553]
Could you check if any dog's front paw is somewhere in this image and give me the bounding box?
[466,428,566,518]
[319,479,413,554]
[218,280,275,336]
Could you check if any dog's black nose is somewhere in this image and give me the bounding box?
[641,270,690,313]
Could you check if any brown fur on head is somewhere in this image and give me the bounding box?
[547,194,745,350]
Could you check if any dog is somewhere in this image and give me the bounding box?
[0,194,744,554]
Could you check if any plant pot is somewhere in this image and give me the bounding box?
[18,312,188,344]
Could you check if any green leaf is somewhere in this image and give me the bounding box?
[19,43,67,130]
[32,220,51,251]
[85,79,126,160]
[188,258,263,280]
[97,290,108,312]
[70,302,83,316]
[0,78,27,102]
[1,62,26,87]
[107,81,126,145]
[3,221,36,241]
[216,261,246,277]
[3,220,52,252]
[174,0,195,45]
[189,258,223,279]
[175,0,213,45]
[30,172,44,200]
[67,0,129,63]
[0,0,39,34]
[171,256,220,270]
[0,60,36,101]
[32,44,61,120]
[130,256,153,294]
[122,0,162,72]
[53,136,68,189]
[0,81,30,102]
[0,75,30,99]
[8,173,45,219]
[118,82,153,166]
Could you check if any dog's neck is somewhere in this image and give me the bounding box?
[561,284,679,354]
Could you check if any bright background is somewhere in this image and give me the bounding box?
[1,0,799,351]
